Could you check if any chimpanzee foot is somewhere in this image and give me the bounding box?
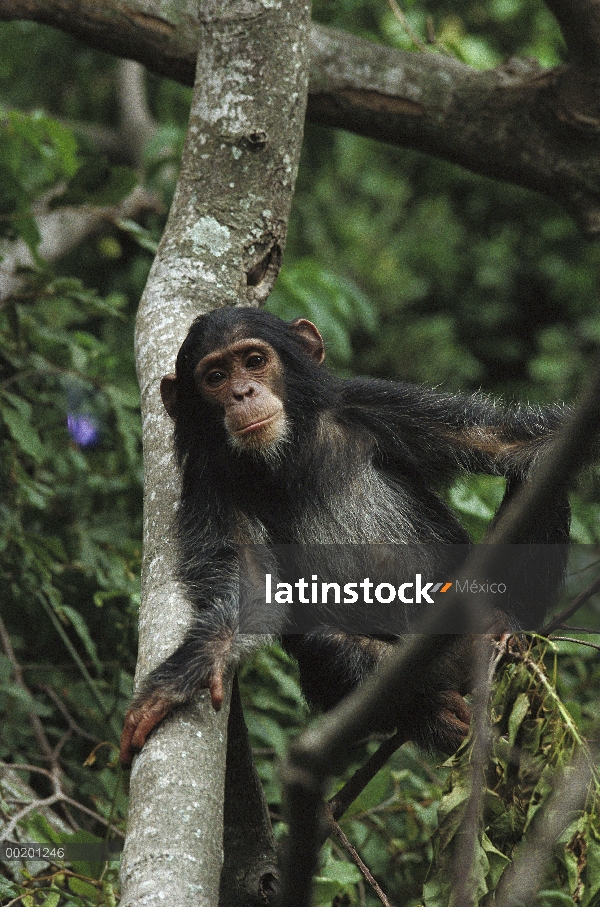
[120,669,226,766]
[120,694,174,767]
[431,689,472,754]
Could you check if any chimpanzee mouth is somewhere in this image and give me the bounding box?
[234,413,279,435]
[228,412,291,466]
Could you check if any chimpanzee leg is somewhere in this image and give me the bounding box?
[284,631,474,754]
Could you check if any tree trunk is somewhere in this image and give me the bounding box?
[120,2,310,904]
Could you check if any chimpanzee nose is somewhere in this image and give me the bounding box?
[233,384,255,400]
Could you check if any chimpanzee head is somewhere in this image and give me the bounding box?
[161,308,328,460]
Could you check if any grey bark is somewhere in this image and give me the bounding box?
[120,1,310,905]
[3,0,600,234]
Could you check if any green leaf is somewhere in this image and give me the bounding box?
[117,218,159,253]
[582,836,600,907]
[481,833,511,887]
[2,402,45,462]
[245,712,290,758]
[13,213,42,258]
[102,881,118,907]
[68,877,98,898]
[343,766,391,816]
[536,892,581,905]
[40,892,60,907]
[508,692,530,747]
[316,852,362,886]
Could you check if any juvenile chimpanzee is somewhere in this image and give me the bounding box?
[120,307,570,766]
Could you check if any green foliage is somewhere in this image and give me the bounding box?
[313,0,564,66]
[288,126,600,404]
[0,23,119,120]
[240,645,308,805]
[334,748,447,904]
[3,823,121,905]
[242,645,449,906]
[0,36,166,903]
[291,0,599,405]
[447,475,507,541]
[267,259,377,373]
[314,848,363,904]
[552,640,600,738]
[244,641,600,907]
[143,124,187,199]
[0,268,141,883]
[424,643,600,907]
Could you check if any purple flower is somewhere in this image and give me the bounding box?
[67,413,100,447]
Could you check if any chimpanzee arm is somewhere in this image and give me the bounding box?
[120,539,281,766]
[341,381,570,628]
[342,379,566,484]
[120,546,238,765]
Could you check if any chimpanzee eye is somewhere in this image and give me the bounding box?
[205,369,227,387]
[246,354,265,369]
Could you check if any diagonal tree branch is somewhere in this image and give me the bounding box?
[2,0,600,235]
[308,26,600,235]
[0,186,158,303]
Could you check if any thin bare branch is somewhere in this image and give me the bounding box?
[328,819,395,907]
[386,0,427,53]
[552,636,600,651]
[542,571,600,635]
[327,731,407,824]
[0,186,158,302]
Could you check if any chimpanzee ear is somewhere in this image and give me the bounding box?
[160,374,179,420]
[289,318,325,364]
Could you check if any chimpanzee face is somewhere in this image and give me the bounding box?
[193,337,287,451]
